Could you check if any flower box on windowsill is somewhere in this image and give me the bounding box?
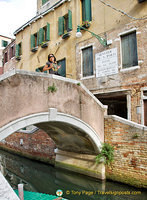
[62,32,70,39]
[15,56,21,61]
[31,46,38,52]
[82,21,91,28]
[41,42,48,48]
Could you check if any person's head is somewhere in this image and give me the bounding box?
[48,54,56,63]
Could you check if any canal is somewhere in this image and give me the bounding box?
[0,149,146,200]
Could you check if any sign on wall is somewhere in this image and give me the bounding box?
[95,48,118,78]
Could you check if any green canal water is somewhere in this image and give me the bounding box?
[0,149,146,200]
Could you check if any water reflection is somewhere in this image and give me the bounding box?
[0,150,146,200]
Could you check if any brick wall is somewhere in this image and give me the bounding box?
[105,115,147,188]
[0,129,56,165]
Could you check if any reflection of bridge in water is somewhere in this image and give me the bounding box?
[1,150,146,200]
[0,70,106,179]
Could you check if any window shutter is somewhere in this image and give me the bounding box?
[82,46,93,77]
[15,44,19,57]
[121,32,138,68]
[58,16,64,36]
[42,0,48,5]
[46,23,50,41]
[2,40,8,47]
[57,58,66,77]
[68,10,72,31]
[39,28,44,45]
[37,32,39,46]
[31,34,35,49]
[85,0,92,21]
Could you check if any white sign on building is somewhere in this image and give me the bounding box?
[95,48,118,78]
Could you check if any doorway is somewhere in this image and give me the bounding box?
[95,93,128,119]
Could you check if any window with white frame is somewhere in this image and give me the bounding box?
[121,31,138,68]
[82,46,93,77]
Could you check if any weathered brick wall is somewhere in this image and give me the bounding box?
[78,19,147,125]
[105,115,147,188]
[0,129,56,165]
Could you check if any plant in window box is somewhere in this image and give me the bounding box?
[15,56,21,61]
[31,46,38,52]
[82,21,91,28]
[41,41,48,48]
[62,31,70,39]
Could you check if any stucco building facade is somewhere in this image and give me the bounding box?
[0,35,12,74]
[14,0,147,125]
[3,39,16,73]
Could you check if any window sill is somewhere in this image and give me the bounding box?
[81,21,91,28]
[80,75,95,80]
[120,66,140,73]
[62,32,70,39]
[15,56,21,61]
[11,56,15,60]
[31,46,38,52]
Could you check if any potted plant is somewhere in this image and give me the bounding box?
[41,41,48,48]
[82,20,91,28]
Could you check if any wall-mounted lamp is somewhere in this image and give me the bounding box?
[76,25,107,47]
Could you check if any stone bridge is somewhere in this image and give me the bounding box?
[0,69,106,179]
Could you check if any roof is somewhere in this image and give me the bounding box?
[0,35,13,40]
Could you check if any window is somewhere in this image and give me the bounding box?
[38,23,50,45]
[2,40,8,47]
[9,45,15,59]
[58,10,72,36]
[121,31,138,68]
[57,58,66,77]
[82,46,93,77]
[96,94,128,119]
[15,43,22,58]
[42,0,48,5]
[4,52,8,64]
[31,33,38,50]
[81,0,92,23]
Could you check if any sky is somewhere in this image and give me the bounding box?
[0,0,37,38]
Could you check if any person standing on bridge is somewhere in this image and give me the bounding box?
[43,54,61,75]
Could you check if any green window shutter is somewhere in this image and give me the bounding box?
[58,16,64,36]
[82,0,92,22]
[57,58,66,77]
[2,40,8,47]
[31,34,35,49]
[121,32,138,68]
[15,44,19,57]
[68,10,72,31]
[37,32,39,46]
[82,46,93,77]
[46,23,50,41]
[39,28,44,45]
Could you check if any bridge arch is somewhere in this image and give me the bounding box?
[0,110,102,154]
